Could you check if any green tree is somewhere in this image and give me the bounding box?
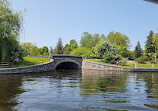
[152,33,158,50]
[0,0,23,63]
[63,39,78,52]
[21,43,39,56]
[69,39,78,51]
[96,40,121,64]
[63,44,69,51]
[145,30,155,53]
[54,38,63,54]
[134,41,142,58]
[70,47,93,58]
[107,31,130,48]
[50,47,54,54]
[39,46,49,56]
[80,32,106,49]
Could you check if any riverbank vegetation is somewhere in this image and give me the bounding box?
[0,0,23,64]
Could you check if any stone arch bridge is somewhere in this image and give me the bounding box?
[49,55,83,70]
[0,55,84,74]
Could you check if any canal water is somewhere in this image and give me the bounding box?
[1,70,158,111]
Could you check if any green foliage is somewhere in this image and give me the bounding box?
[146,53,154,61]
[50,47,54,54]
[152,33,158,46]
[96,40,121,64]
[0,0,23,63]
[63,44,69,51]
[107,31,130,48]
[145,30,155,53]
[39,46,49,56]
[21,43,40,56]
[54,38,63,54]
[120,58,128,66]
[120,45,133,58]
[80,32,106,49]
[146,53,157,63]
[70,47,94,59]
[134,41,142,58]
[152,33,158,52]
[135,56,148,64]
[63,39,78,54]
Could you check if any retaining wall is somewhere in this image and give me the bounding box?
[0,61,55,74]
[82,60,158,72]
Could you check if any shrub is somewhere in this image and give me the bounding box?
[120,58,128,66]
[150,58,156,64]
[135,56,148,64]
[96,40,121,64]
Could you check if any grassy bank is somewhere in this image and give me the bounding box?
[8,57,50,68]
[89,59,158,68]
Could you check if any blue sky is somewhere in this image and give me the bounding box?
[12,0,158,50]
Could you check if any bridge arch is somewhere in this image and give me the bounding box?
[54,60,81,70]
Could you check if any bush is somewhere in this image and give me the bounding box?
[120,58,128,66]
[150,58,156,64]
[96,40,121,64]
[103,53,121,64]
[135,56,148,64]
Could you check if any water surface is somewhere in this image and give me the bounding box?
[1,70,158,111]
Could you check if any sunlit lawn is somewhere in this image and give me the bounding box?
[89,59,158,69]
[9,57,50,68]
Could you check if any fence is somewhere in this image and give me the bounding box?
[0,62,9,68]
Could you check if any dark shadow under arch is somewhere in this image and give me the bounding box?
[56,62,79,70]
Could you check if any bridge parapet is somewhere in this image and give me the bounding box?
[49,54,83,59]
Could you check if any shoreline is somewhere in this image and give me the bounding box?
[1,59,158,74]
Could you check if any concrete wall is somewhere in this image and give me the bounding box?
[82,60,158,72]
[82,60,133,71]
[0,61,55,74]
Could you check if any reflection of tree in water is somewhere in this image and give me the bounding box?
[0,74,24,111]
[80,70,128,103]
[139,73,158,109]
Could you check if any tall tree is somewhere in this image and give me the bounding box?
[152,33,158,50]
[50,47,54,54]
[107,31,130,48]
[0,0,23,63]
[107,31,130,58]
[39,46,49,55]
[63,39,78,52]
[145,30,155,53]
[80,32,106,49]
[21,43,39,56]
[54,38,63,54]
[134,41,142,58]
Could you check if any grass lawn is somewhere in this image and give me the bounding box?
[89,59,158,69]
[8,57,50,68]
